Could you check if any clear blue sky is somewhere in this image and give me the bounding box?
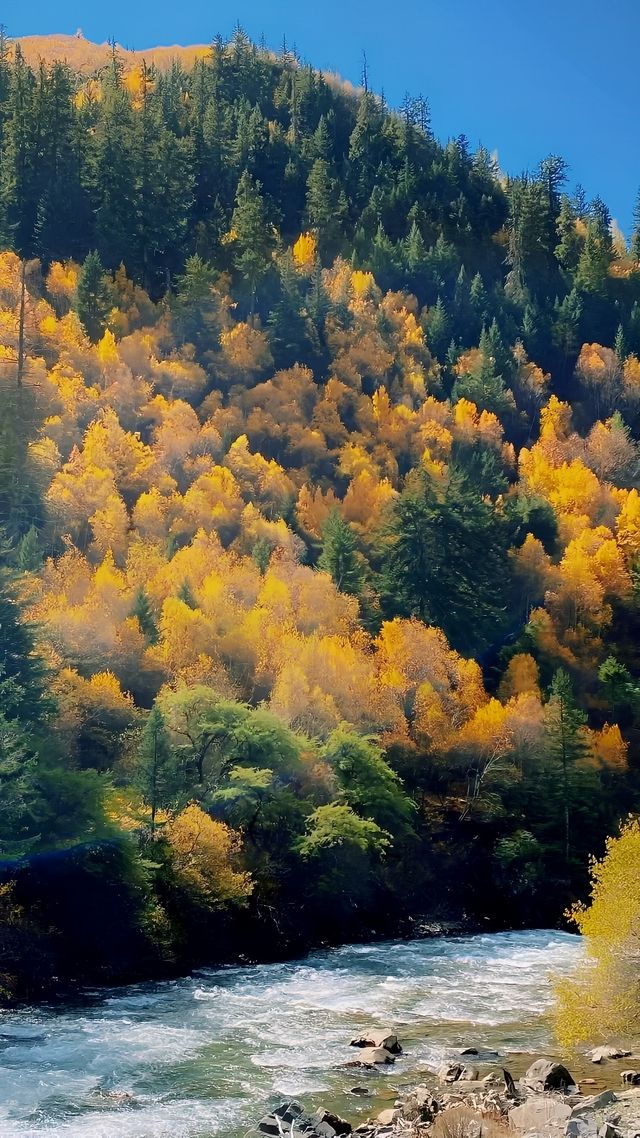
[11,0,640,235]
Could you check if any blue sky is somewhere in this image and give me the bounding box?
[11,0,640,235]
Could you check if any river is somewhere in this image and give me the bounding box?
[0,929,582,1138]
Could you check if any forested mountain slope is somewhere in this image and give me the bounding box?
[1,28,639,998]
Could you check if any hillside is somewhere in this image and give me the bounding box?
[0,27,640,999]
[14,33,212,75]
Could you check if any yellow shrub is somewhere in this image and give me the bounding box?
[554,817,640,1045]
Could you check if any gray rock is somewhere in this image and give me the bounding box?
[590,1046,632,1064]
[598,1125,622,1138]
[375,1109,400,1125]
[350,1031,402,1054]
[438,1062,464,1083]
[571,1092,618,1116]
[621,1071,640,1085]
[252,1101,351,1137]
[310,1109,352,1136]
[509,1096,572,1135]
[459,1064,480,1081]
[523,1058,577,1091]
[345,1046,396,1067]
[460,1046,500,1061]
[401,1084,439,1122]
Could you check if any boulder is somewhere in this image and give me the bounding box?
[350,1031,402,1055]
[620,1070,640,1085]
[401,1084,439,1122]
[460,1046,500,1061]
[438,1062,464,1083]
[508,1097,572,1135]
[522,1058,577,1092]
[459,1064,480,1081]
[349,1087,371,1096]
[598,1125,622,1138]
[375,1109,400,1125]
[252,1101,351,1137]
[589,1046,631,1063]
[310,1110,352,1136]
[345,1046,396,1067]
[571,1091,618,1115]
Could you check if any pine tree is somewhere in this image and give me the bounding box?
[631,188,640,263]
[544,670,591,865]
[552,289,582,360]
[305,158,346,257]
[231,171,274,316]
[318,510,363,596]
[423,296,450,359]
[131,587,159,646]
[381,469,512,653]
[555,197,582,274]
[614,323,626,362]
[134,707,179,833]
[172,254,219,351]
[75,250,111,342]
[16,525,42,572]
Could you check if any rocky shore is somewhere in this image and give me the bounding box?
[248,1033,640,1138]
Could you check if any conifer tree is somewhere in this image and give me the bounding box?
[75,250,111,342]
[318,510,363,596]
[544,670,591,864]
[135,707,179,833]
[231,171,274,316]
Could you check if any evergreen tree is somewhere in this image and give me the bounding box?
[305,157,346,257]
[381,469,512,653]
[318,510,363,596]
[631,188,640,263]
[555,197,582,274]
[131,587,159,646]
[575,219,612,295]
[0,712,39,854]
[75,250,111,342]
[544,670,591,864]
[16,525,42,572]
[172,254,219,351]
[230,171,274,316]
[0,556,51,724]
[134,707,179,832]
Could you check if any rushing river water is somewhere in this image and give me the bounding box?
[0,930,582,1138]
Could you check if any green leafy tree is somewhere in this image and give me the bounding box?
[323,729,415,835]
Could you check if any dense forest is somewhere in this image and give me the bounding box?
[1,27,640,1000]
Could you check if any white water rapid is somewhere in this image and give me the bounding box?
[0,929,582,1138]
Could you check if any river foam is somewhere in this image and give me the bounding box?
[0,929,582,1138]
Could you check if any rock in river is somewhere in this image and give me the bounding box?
[521,1058,577,1092]
[346,1046,396,1067]
[350,1031,402,1055]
